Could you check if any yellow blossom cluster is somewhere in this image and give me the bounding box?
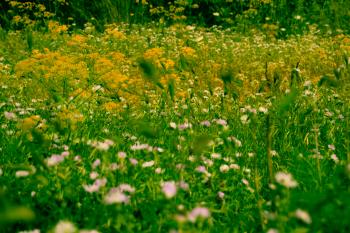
[47,21,69,34]
[105,28,127,40]
[180,47,197,59]
[56,107,84,131]
[17,115,47,141]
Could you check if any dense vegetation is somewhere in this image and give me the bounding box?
[1,0,350,35]
[0,1,350,233]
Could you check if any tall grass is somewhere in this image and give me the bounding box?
[1,0,350,35]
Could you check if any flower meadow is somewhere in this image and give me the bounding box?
[0,21,350,233]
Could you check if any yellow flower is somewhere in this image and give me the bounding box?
[56,108,84,130]
[67,35,86,46]
[109,52,126,63]
[103,102,121,112]
[18,115,41,131]
[105,28,126,40]
[101,71,128,89]
[144,48,164,60]
[12,15,22,23]
[181,47,196,58]
[161,58,175,70]
[94,58,114,75]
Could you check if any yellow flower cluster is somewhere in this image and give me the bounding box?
[144,48,164,60]
[56,108,84,131]
[17,115,47,141]
[101,71,128,90]
[48,21,68,34]
[105,28,127,40]
[181,47,196,59]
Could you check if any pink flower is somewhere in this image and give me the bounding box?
[187,207,210,222]
[104,184,135,204]
[117,151,127,159]
[200,120,211,127]
[178,181,189,190]
[142,160,155,168]
[196,166,207,173]
[129,158,138,166]
[162,181,177,199]
[46,154,64,167]
[92,159,101,169]
[214,119,227,126]
[61,151,70,157]
[104,190,129,204]
[295,209,312,224]
[83,178,107,193]
[15,170,30,178]
[89,172,99,180]
[117,184,135,193]
[275,172,298,188]
[217,191,225,199]
[4,111,17,120]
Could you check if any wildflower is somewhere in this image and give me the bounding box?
[328,144,335,151]
[118,151,127,159]
[129,158,138,166]
[242,179,249,186]
[155,167,163,174]
[217,191,225,199]
[83,178,107,193]
[142,160,155,168]
[227,136,242,147]
[143,47,164,60]
[118,184,135,193]
[46,154,64,167]
[110,163,119,171]
[89,172,99,180]
[275,172,298,188]
[229,164,240,170]
[213,12,220,17]
[295,209,312,224]
[196,166,207,173]
[187,207,210,222]
[258,107,268,114]
[4,111,17,120]
[104,187,132,204]
[169,122,177,129]
[131,143,152,151]
[178,122,192,130]
[270,150,278,157]
[53,220,77,233]
[219,164,230,173]
[91,139,114,151]
[61,151,69,157]
[240,115,250,124]
[330,154,339,163]
[161,181,177,199]
[16,170,30,178]
[92,159,101,169]
[200,120,211,127]
[181,47,196,58]
[215,119,227,126]
[211,153,221,159]
[178,181,189,190]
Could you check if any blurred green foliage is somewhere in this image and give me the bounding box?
[1,0,350,35]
